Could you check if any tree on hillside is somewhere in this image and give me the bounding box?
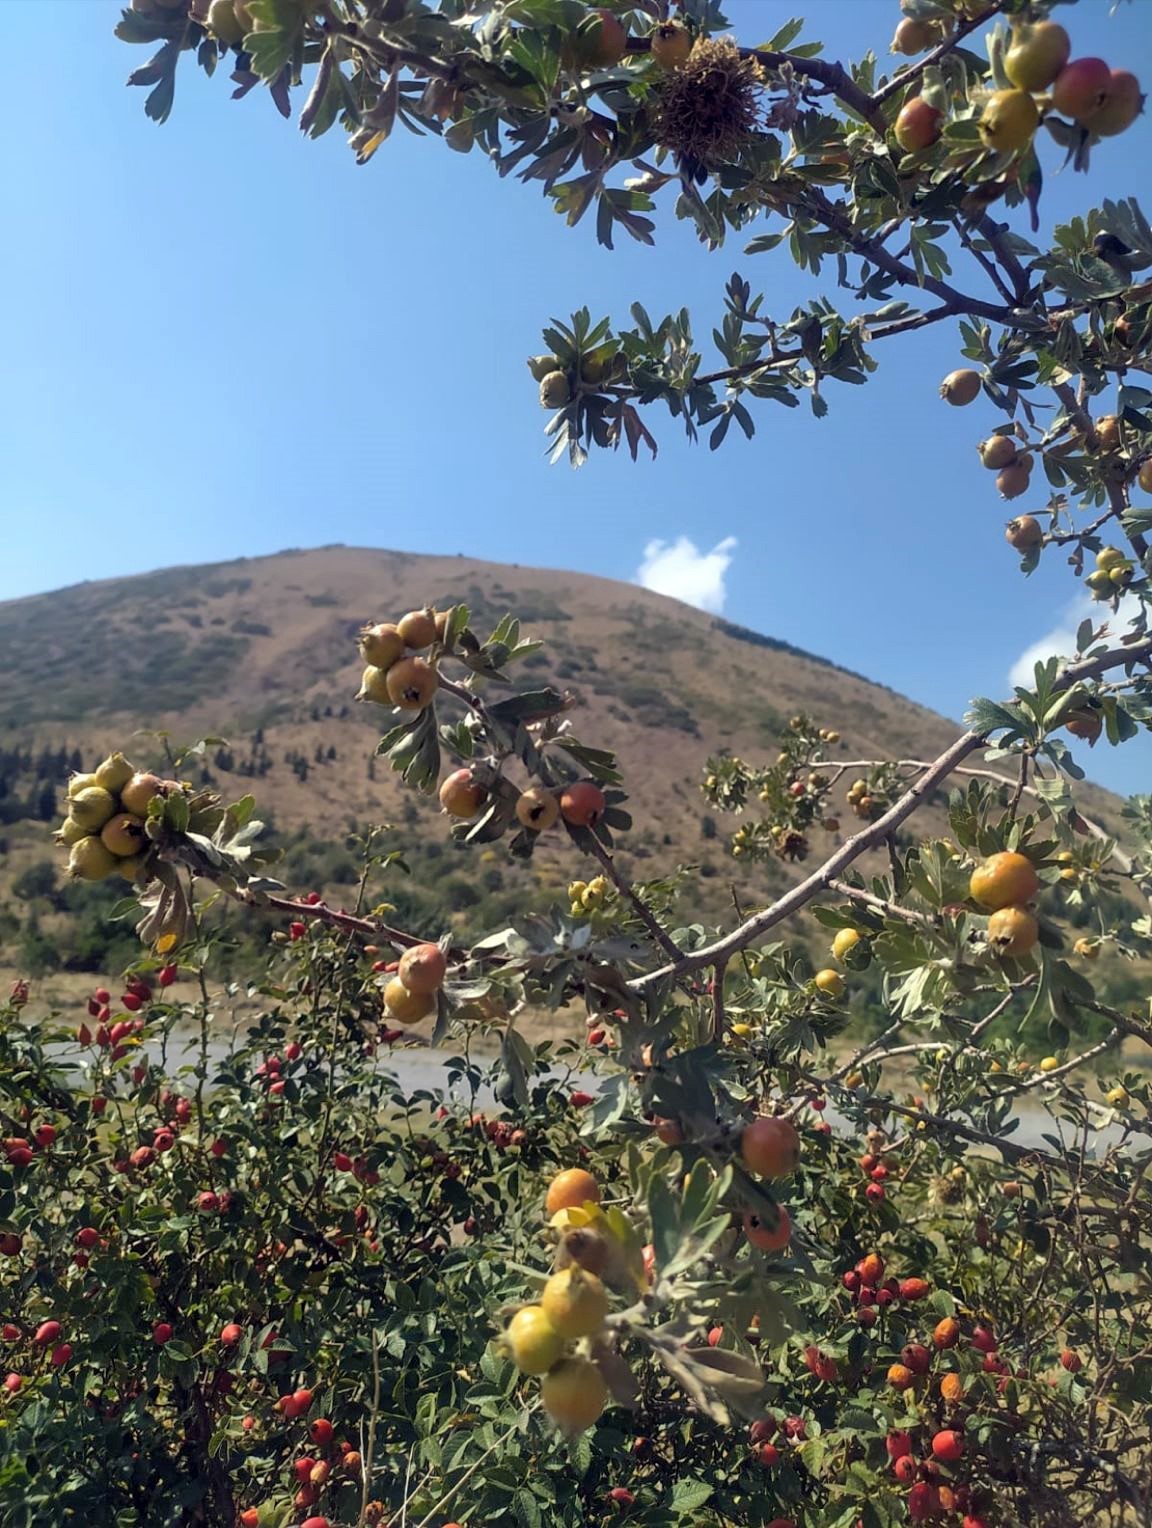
[0,3,1148,1526]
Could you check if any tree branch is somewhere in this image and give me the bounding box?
[632,634,1152,992]
[870,5,1006,109]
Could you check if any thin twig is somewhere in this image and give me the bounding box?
[586,836,682,963]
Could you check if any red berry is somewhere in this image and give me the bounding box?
[899,1277,931,1301]
[865,1182,886,1203]
[870,1163,888,1181]
[210,1138,228,1158]
[607,1487,635,1506]
[1060,1348,1082,1372]
[754,1440,780,1465]
[285,1042,302,1060]
[293,1457,316,1482]
[570,1091,595,1108]
[90,1096,107,1115]
[197,1192,219,1213]
[94,988,111,1004]
[842,1270,860,1293]
[309,1417,334,1446]
[932,1429,965,1463]
[894,1454,918,1483]
[153,1323,173,1345]
[332,1151,353,1173]
[2,1325,20,1342]
[50,1343,72,1367]
[3,1373,21,1393]
[34,1125,56,1149]
[289,921,306,941]
[902,1344,932,1376]
[77,1024,92,1045]
[707,1326,723,1347]
[970,1323,997,1353]
[153,1130,174,1153]
[219,1323,243,1346]
[121,993,143,1013]
[34,1321,61,1346]
[75,1227,99,1250]
[886,1430,913,1460]
[158,965,178,986]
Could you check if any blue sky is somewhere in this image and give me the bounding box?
[2,1,1150,794]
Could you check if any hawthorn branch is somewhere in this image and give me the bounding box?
[632,633,1152,992]
[870,5,1005,109]
[586,836,683,964]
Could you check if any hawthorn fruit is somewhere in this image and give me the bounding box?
[987,905,1039,957]
[969,851,1039,911]
[739,1116,801,1177]
[540,1356,608,1432]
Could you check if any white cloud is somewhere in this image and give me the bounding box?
[1008,592,1140,690]
[635,535,737,614]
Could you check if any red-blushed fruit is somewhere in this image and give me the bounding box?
[749,1416,776,1445]
[743,1204,791,1252]
[932,1429,965,1462]
[1004,20,1070,92]
[971,1324,997,1353]
[1052,57,1113,121]
[899,1277,931,1301]
[934,1317,961,1349]
[895,96,944,152]
[740,1116,801,1177]
[560,781,606,829]
[865,1181,885,1203]
[753,1440,780,1465]
[50,1343,72,1367]
[1060,1348,1082,1372]
[583,8,627,67]
[75,1227,99,1250]
[902,1343,932,1375]
[219,1323,243,1346]
[239,1512,260,1528]
[1087,70,1143,135]
[120,772,165,816]
[310,1416,334,1446]
[893,1454,918,1483]
[887,1430,914,1460]
[153,1322,173,1345]
[34,1124,55,1148]
[515,786,561,831]
[987,905,1039,957]
[300,1518,331,1528]
[1005,514,1042,551]
[4,1373,21,1393]
[979,86,1041,152]
[888,1363,916,1391]
[397,609,437,649]
[651,19,691,69]
[707,1325,724,1347]
[293,1457,316,1482]
[607,1487,636,1507]
[970,851,1039,910]
[842,1269,861,1293]
[908,1483,942,1522]
[34,1321,61,1346]
[439,768,488,818]
[397,942,447,995]
[857,1252,885,1286]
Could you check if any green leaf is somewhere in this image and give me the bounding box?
[244,0,304,81]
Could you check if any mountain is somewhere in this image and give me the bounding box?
[0,546,1129,993]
